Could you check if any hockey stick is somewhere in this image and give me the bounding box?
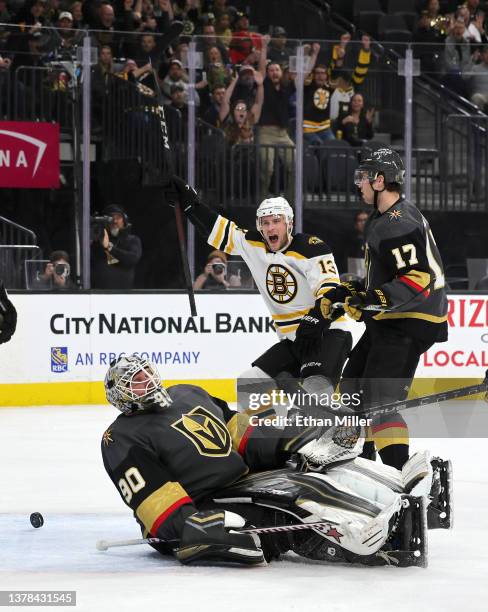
[149,22,197,316]
[332,275,434,314]
[359,369,488,420]
[96,519,340,551]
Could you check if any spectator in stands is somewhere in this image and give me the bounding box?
[302,44,335,146]
[36,250,74,290]
[161,58,192,102]
[455,5,472,38]
[206,0,237,23]
[92,45,115,99]
[330,70,355,123]
[0,0,12,46]
[70,1,85,29]
[198,21,230,65]
[413,12,447,75]
[201,84,226,126]
[229,63,259,109]
[215,10,232,51]
[220,69,264,145]
[173,0,201,35]
[326,33,371,92]
[168,82,188,120]
[255,38,295,199]
[349,210,369,260]
[9,0,51,69]
[39,10,84,56]
[465,0,481,20]
[91,204,142,290]
[466,44,488,110]
[444,17,472,95]
[467,8,487,44]
[203,44,231,90]
[267,26,292,67]
[334,93,375,146]
[229,10,262,66]
[193,250,240,290]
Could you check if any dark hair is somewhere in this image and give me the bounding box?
[49,250,69,263]
[354,209,368,222]
[384,182,401,192]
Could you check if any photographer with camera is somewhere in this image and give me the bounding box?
[91,205,142,290]
[36,250,73,290]
[193,250,240,290]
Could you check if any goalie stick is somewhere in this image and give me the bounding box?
[150,22,197,316]
[96,519,342,551]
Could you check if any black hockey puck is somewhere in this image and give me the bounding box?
[30,512,44,528]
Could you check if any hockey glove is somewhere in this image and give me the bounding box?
[175,509,264,566]
[344,288,389,322]
[294,301,332,357]
[165,175,201,213]
[0,283,17,345]
[319,281,364,319]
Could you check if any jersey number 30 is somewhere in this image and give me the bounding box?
[118,467,146,503]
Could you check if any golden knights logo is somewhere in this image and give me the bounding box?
[266,264,298,304]
[388,209,402,221]
[171,406,232,457]
[313,87,330,110]
[102,429,114,446]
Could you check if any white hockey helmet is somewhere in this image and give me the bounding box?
[256,197,294,237]
[104,354,172,415]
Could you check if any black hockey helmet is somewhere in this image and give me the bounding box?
[354,147,405,187]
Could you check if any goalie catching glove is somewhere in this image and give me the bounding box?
[175,510,264,566]
[0,283,17,345]
[344,288,390,322]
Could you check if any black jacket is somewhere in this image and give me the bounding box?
[91,228,142,289]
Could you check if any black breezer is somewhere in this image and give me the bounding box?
[252,329,352,388]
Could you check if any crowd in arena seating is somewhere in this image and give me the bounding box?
[1,0,487,290]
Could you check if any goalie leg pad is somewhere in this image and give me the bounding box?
[427,458,453,530]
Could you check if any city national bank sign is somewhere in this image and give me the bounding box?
[0,121,60,188]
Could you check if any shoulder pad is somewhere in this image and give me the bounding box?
[285,233,332,258]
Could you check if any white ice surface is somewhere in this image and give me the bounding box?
[1,404,487,612]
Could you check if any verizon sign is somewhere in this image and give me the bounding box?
[0,121,60,188]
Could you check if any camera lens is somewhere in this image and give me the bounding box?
[54,264,66,276]
[212,264,225,274]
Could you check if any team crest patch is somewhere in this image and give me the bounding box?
[171,406,232,457]
[102,429,114,446]
[266,264,298,304]
[308,236,323,245]
[388,210,402,221]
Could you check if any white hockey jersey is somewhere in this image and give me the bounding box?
[208,214,345,339]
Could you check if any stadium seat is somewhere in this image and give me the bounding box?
[386,0,417,30]
[358,11,385,39]
[353,0,383,16]
[386,0,416,13]
[378,14,410,36]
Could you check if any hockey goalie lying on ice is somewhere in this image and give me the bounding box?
[101,354,452,568]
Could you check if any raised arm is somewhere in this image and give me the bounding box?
[219,73,239,123]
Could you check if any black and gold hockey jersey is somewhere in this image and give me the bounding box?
[101,384,297,543]
[364,198,448,342]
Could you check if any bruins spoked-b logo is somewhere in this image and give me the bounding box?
[266,264,298,303]
[313,87,330,110]
[171,406,231,457]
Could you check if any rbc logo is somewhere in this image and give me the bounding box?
[51,347,68,373]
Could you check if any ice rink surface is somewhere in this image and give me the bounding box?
[1,403,487,612]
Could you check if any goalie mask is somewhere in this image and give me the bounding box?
[256,197,294,248]
[104,354,172,415]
